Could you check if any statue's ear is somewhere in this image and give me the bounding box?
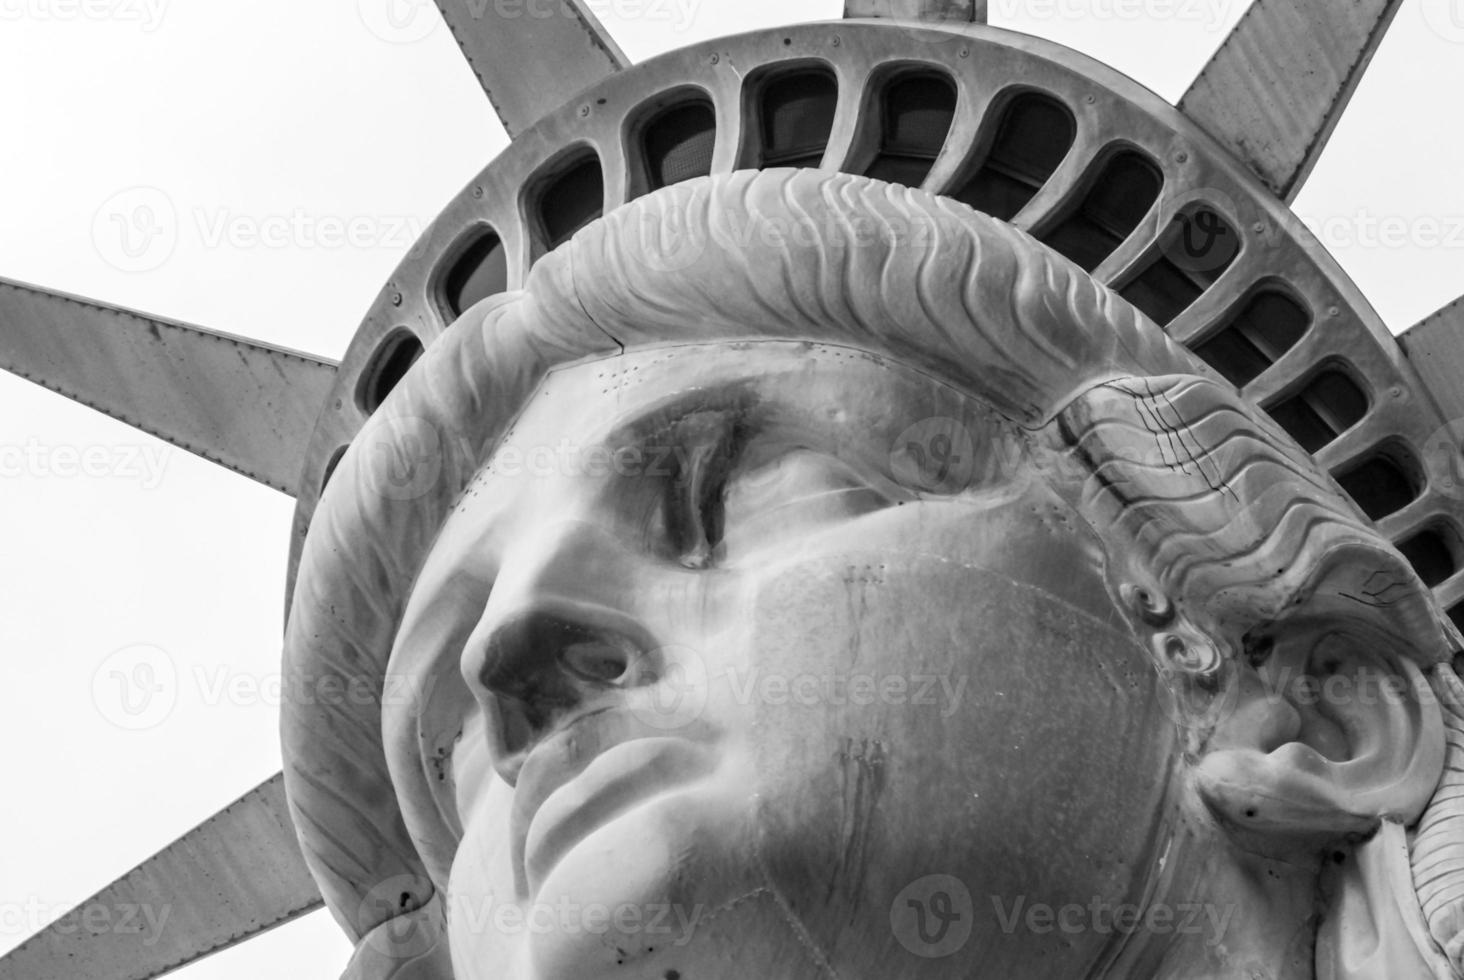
[1191,610,1444,843]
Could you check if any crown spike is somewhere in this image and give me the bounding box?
[0,278,337,496]
[1399,294,1464,431]
[1178,0,1402,202]
[0,774,321,980]
[843,0,987,21]
[432,0,629,137]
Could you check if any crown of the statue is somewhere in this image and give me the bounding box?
[291,14,1464,643]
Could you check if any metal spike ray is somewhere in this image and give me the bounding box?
[1401,296,1464,426]
[0,774,322,980]
[0,279,338,497]
[843,0,987,21]
[1178,0,1402,202]
[432,0,629,137]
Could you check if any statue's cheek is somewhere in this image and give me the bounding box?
[736,554,1178,978]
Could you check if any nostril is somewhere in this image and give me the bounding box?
[478,613,637,694]
[560,635,633,685]
[471,604,656,777]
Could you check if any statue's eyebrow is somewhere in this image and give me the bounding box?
[596,383,762,455]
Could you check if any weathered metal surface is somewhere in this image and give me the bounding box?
[0,278,337,496]
[282,23,1464,955]
[1401,296,1464,428]
[1178,0,1402,202]
[432,0,629,137]
[843,0,987,21]
[0,773,322,980]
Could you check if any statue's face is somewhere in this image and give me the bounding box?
[428,342,1179,980]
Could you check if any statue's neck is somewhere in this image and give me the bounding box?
[1153,845,1319,980]
[1104,810,1452,979]
[1099,804,1322,980]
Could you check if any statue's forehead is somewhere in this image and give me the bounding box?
[430,341,1045,571]
[521,339,1019,437]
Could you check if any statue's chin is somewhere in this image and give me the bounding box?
[453,779,784,980]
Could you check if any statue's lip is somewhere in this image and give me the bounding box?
[512,728,714,896]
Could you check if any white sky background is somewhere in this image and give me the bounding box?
[1,0,1464,975]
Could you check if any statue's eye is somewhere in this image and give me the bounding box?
[664,451,728,569]
[659,417,744,569]
[715,449,902,561]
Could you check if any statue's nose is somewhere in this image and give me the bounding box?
[472,602,663,784]
[461,521,669,785]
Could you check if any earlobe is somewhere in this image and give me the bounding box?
[1194,635,1444,842]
